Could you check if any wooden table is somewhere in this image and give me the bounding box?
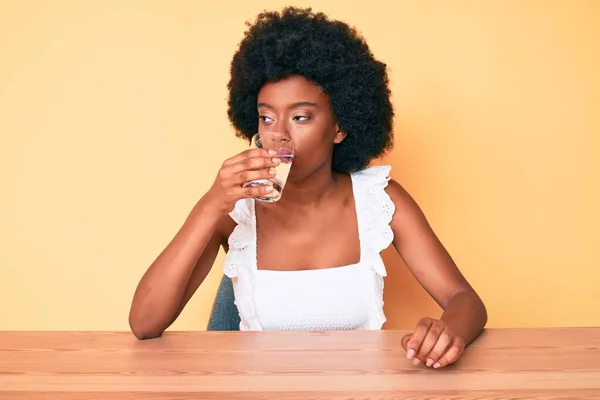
[1,328,599,399]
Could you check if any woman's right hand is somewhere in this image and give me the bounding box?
[204,148,281,214]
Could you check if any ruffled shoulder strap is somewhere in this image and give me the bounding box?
[223,198,256,278]
[228,198,253,225]
[350,165,395,277]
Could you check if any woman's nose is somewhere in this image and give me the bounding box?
[271,120,290,136]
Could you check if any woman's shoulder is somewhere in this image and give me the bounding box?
[350,164,396,200]
[350,164,392,181]
[350,164,412,204]
[350,164,425,224]
[358,166,434,243]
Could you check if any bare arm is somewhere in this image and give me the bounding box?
[386,179,487,367]
[128,198,226,339]
[128,147,280,339]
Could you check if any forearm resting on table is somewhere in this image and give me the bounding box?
[441,289,487,345]
[129,199,221,339]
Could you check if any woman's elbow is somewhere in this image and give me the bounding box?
[128,314,164,340]
[130,326,163,340]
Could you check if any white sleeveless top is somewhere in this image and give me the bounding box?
[222,165,395,331]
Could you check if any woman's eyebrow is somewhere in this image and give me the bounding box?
[257,101,318,109]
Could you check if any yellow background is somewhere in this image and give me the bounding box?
[1,0,599,331]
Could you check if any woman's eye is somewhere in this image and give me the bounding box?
[293,115,309,121]
[259,116,274,123]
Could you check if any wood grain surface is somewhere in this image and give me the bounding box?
[1,328,599,399]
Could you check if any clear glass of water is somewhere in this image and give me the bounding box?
[242,131,294,202]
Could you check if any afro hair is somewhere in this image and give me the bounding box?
[227,7,394,172]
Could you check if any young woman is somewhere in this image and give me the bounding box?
[129,7,487,369]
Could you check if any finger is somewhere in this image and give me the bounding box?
[433,337,465,369]
[223,148,274,166]
[235,184,274,199]
[423,331,452,367]
[234,168,277,185]
[406,318,433,363]
[231,153,281,173]
[415,324,444,363]
[401,334,411,352]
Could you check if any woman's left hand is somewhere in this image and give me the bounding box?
[401,317,466,369]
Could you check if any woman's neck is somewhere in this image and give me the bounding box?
[276,164,341,208]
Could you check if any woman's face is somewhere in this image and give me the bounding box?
[256,75,346,180]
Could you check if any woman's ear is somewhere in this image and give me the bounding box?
[333,126,347,144]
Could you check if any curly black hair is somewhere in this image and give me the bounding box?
[227,7,394,173]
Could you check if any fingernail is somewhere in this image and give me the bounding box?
[268,168,276,175]
[406,349,415,359]
[272,157,281,164]
[265,186,273,193]
[413,358,420,366]
[268,150,276,155]
[426,358,434,367]
[433,363,441,369]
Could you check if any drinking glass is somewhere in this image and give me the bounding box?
[242,131,294,202]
